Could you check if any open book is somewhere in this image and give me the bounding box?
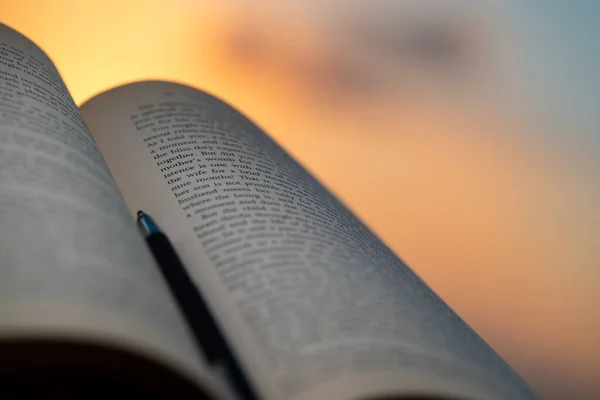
[0,23,540,400]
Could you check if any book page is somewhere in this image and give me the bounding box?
[82,81,540,400]
[0,24,224,397]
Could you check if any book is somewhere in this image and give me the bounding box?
[0,23,540,400]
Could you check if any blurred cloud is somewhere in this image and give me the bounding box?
[204,1,496,107]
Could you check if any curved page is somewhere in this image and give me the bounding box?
[82,81,539,400]
[0,24,223,399]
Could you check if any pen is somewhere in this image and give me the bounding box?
[137,210,257,400]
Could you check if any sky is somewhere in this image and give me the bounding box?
[1,1,598,398]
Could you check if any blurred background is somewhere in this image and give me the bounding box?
[2,1,598,398]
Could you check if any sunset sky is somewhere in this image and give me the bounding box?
[1,1,598,398]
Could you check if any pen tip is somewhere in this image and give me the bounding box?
[136,210,161,236]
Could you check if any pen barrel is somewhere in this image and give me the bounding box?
[145,232,221,363]
[144,232,258,400]
[146,233,185,276]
